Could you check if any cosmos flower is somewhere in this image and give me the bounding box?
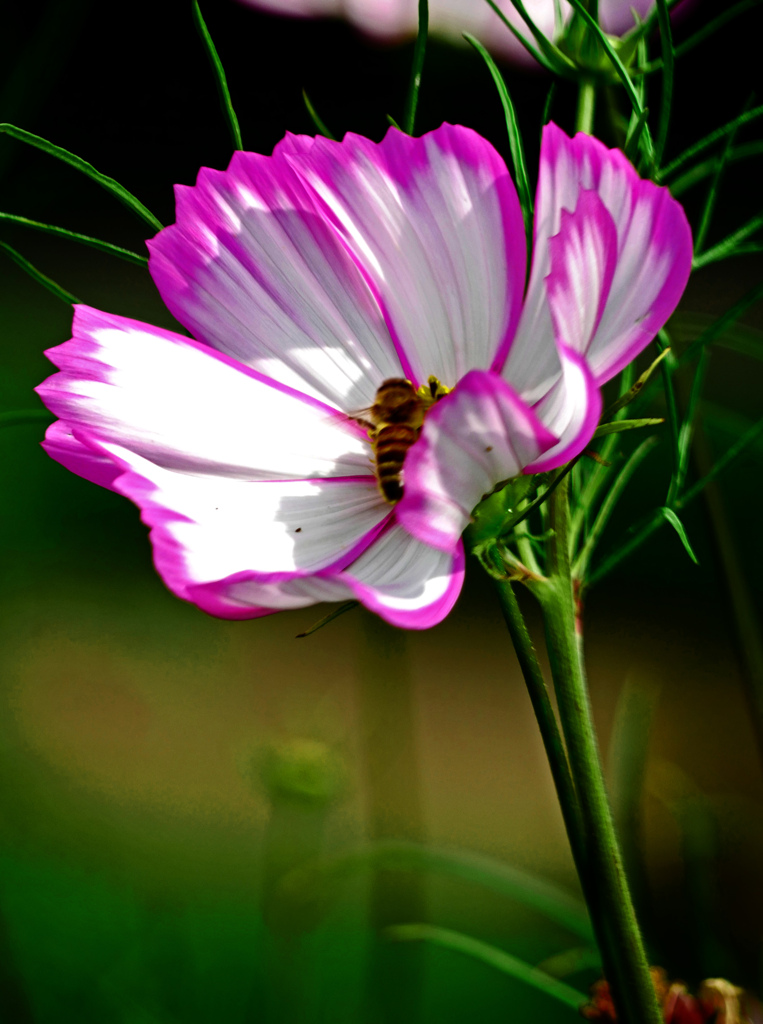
[237,0,673,65]
[36,122,691,628]
[582,968,763,1024]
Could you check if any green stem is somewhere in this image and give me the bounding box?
[491,561,623,996]
[492,572,583,858]
[576,79,596,134]
[539,478,661,1024]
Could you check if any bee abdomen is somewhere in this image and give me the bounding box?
[374,423,419,503]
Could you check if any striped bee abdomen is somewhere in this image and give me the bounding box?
[373,422,421,503]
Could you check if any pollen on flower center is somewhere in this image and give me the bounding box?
[363,375,451,504]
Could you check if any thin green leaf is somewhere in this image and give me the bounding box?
[602,347,671,419]
[640,0,703,37]
[574,436,660,579]
[672,315,763,364]
[588,415,763,587]
[386,113,403,131]
[403,0,428,134]
[0,123,162,232]
[680,415,763,506]
[463,34,533,262]
[642,0,763,72]
[694,97,752,252]
[727,243,763,258]
[702,403,763,454]
[536,946,602,979]
[0,241,79,304]
[541,81,556,130]
[671,347,710,504]
[0,211,148,266]
[488,0,570,72]
[192,0,243,151]
[658,105,763,181]
[660,506,699,564]
[656,330,681,500]
[669,141,763,196]
[301,89,336,140]
[653,0,673,166]
[277,838,594,940]
[386,924,588,1009]
[295,600,358,638]
[571,364,637,550]
[0,409,54,429]
[593,418,664,438]
[625,106,651,164]
[693,210,763,269]
[680,281,763,363]
[565,0,653,162]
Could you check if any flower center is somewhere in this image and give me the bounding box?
[367,375,450,504]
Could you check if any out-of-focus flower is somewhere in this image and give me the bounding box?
[582,968,761,1024]
[237,0,667,65]
[37,123,690,627]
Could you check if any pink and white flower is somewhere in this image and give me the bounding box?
[36,122,691,628]
[237,0,678,65]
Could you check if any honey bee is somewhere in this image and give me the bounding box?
[355,377,447,504]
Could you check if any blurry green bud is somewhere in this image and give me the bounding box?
[259,738,346,807]
[557,11,639,82]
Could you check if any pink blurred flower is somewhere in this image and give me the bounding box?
[37,123,691,627]
[237,0,665,64]
[583,969,762,1024]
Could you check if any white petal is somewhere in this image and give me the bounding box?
[526,346,602,472]
[92,438,390,595]
[336,524,465,628]
[38,307,372,481]
[149,147,402,412]
[287,123,526,387]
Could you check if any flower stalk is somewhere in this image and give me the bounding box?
[535,475,662,1024]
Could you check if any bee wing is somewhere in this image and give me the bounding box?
[320,405,374,438]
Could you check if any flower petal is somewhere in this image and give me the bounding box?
[148,146,402,412]
[333,523,465,629]
[525,345,602,473]
[396,369,557,551]
[286,123,526,386]
[41,419,122,491]
[188,524,465,629]
[504,122,692,397]
[82,435,390,606]
[545,190,618,358]
[36,306,372,481]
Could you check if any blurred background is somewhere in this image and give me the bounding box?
[1,0,763,1020]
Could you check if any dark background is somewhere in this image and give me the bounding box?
[1,1,763,1022]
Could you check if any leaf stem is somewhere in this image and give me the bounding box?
[0,241,78,304]
[653,0,673,167]
[192,0,243,151]
[587,414,763,587]
[0,210,147,265]
[0,123,162,231]
[402,0,428,135]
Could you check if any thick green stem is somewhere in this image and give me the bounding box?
[493,574,584,860]
[540,478,661,1024]
[492,568,623,993]
[576,79,596,134]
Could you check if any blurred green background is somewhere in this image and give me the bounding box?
[2,1,763,1020]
